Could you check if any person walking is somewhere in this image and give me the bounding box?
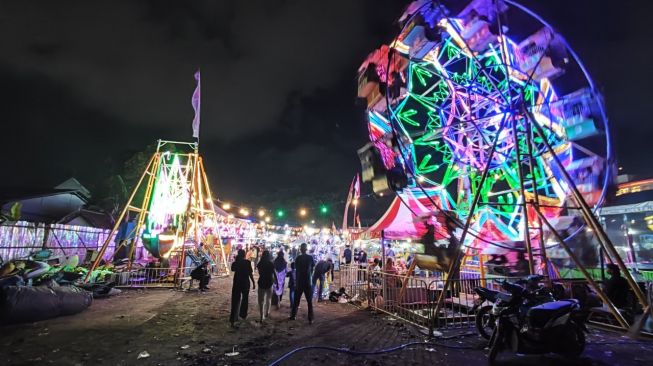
[290,243,315,323]
[256,250,277,322]
[230,249,255,327]
[272,250,288,309]
[313,258,334,302]
[253,245,261,269]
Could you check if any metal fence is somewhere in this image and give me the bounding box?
[340,265,653,335]
[339,265,508,331]
[111,266,217,289]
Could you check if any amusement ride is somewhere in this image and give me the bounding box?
[357,0,650,329]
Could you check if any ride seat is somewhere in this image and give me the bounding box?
[527,300,578,328]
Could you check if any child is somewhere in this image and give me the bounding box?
[287,262,296,308]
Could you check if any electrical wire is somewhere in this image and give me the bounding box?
[267,340,479,366]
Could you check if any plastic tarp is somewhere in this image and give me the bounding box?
[0,284,92,324]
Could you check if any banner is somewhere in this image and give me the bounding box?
[191,70,201,139]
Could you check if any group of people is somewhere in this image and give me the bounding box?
[229,243,334,327]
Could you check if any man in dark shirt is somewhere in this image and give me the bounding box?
[313,259,334,302]
[604,264,629,309]
[343,245,352,265]
[290,243,315,323]
[230,249,256,327]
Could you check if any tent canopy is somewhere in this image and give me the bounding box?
[355,188,448,241]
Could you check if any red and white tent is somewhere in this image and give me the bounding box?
[353,188,449,241]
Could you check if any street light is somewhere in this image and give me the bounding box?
[258,209,265,217]
[265,216,271,223]
[222,203,231,210]
[299,208,307,217]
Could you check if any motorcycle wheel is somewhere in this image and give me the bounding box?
[475,305,495,340]
[487,322,503,365]
[559,324,586,357]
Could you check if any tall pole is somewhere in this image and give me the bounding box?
[200,157,229,275]
[85,153,157,282]
[126,153,160,272]
[524,118,550,281]
[511,119,534,274]
[179,150,199,278]
[432,116,508,321]
[536,209,629,328]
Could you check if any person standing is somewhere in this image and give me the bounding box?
[230,249,255,327]
[288,262,296,308]
[604,263,629,309]
[357,248,368,281]
[272,250,288,309]
[256,250,276,322]
[385,243,395,258]
[313,258,334,302]
[253,245,261,270]
[358,249,368,266]
[343,245,352,265]
[290,243,315,323]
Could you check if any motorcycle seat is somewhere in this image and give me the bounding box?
[527,300,578,328]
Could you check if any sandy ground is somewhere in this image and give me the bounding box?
[1,276,652,366]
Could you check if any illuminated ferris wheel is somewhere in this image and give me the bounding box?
[358,0,612,246]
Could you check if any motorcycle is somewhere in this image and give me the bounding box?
[472,275,556,339]
[487,279,587,364]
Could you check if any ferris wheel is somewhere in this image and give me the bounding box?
[358,0,612,247]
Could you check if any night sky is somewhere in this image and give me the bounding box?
[1,0,652,223]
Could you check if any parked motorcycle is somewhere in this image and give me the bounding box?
[486,279,587,364]
[472,275,555,339]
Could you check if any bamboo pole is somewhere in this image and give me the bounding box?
[126,152,160,272]
[84,153,157,282]
[511,120,534,274]
[432,116,508,323]
[535,209,629,328]
[528,113,648,309]
[199,157,230,275]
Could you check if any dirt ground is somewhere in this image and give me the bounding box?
[1,276,652,366]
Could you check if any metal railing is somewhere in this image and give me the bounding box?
[112,266,200,288]
[340,265,519,333]
[340,265,652,335]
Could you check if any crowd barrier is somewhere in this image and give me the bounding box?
[339,265,517,332]
[339,265,651,334]
[112,266,216,289]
